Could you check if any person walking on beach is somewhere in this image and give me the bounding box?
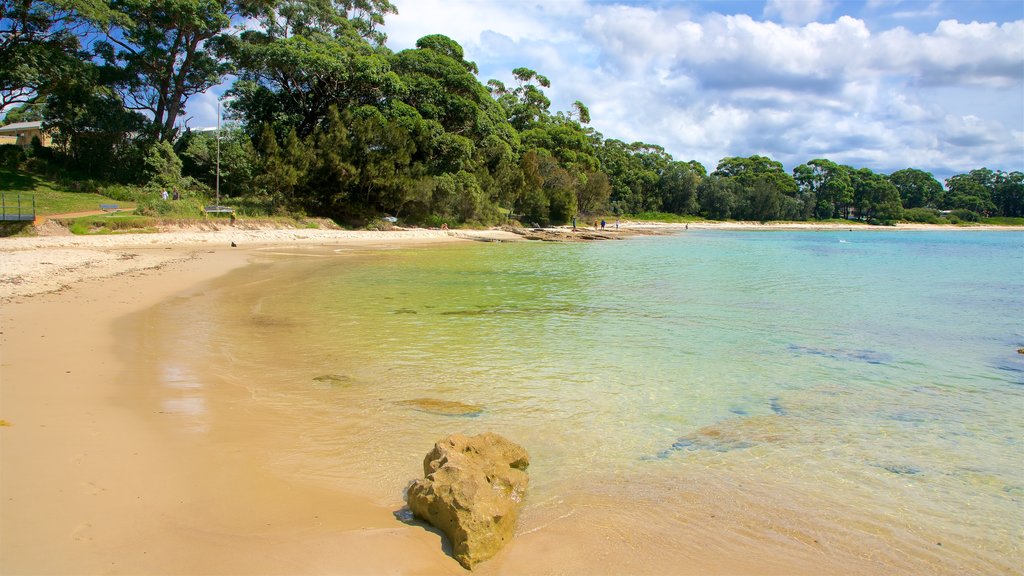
[600,219,606,229]
[572,216,577,230]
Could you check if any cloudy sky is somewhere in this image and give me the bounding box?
[193,0,1023,182]
[385,0,1024,181]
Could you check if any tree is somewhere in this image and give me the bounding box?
[488,67,551,132]
[944,171,997,215]
[221,21,402,138]
[576,170,610,215]
[793,159,852,219]
[698,175,736,219]
[992,171,1024,217]
[0,0,106,111]
[96,0,233,142]
[43,59,149,180]
[656,161,703,215]
[234,0,397,45]
[888,168,942,209]
[851,168,902,222]
[715,155,799,220]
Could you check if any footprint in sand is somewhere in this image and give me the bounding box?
[72,523,94,542]
[83,481,106,496]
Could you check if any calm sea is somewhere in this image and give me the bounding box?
[145,230,1024,574]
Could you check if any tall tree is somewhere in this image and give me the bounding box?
[95,0,233,141]
[851,168,902,222]
[793,159,852,219]
[0,0,107,110]
[221,15,401,138]
[888,168,942,209]
[944,170,997,214]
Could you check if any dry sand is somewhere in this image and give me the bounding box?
[1,222,1018,575]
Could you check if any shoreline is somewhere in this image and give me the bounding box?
[3,219,1020,301]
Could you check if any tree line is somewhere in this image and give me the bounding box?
[2,0,1022,225]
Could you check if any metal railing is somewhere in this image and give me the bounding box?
[0,192,36,221]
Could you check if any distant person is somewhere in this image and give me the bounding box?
[172,188,180,200]
[572,216,577,230]
[600,219,606,229]
[594,220,598,230]
[161,189,168,201]
[441,223,448,230]
[615,219,619,229]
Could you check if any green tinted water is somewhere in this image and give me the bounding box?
[150,231,1024,573]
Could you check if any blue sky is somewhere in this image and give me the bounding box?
[190,0,1024,182]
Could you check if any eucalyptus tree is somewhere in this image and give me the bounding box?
[487,67,551,132]
[992,171,1024,217]
[91,0,234,142]
[850,168,902,222]
[944,170,998,215]
[657,160,704,215]
[714,155,799,220]
[887,168,942,209]
[0,0,108,110]
[793,159,853,219]
[220,0,402,139]
[943,167,1023,216]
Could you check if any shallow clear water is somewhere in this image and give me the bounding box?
[149,231,1024,574]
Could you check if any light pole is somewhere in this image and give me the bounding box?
[215,98,221,209]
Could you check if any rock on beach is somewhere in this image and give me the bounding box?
[405,432,529,569]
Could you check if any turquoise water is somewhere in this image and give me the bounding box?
[153,231,1024,574]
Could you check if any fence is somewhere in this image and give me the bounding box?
[0,193,36,221]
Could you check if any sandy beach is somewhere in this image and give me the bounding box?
[2,222,1020,575]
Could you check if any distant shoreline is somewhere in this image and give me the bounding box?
[2,219,1021,301]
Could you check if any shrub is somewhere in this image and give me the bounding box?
[364,217,394,231]
[949,209,980,222]
[0,145,26,168]
[902,207,942,224]
[421,214,453,229]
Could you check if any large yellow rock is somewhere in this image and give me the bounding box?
[405,433,529,569]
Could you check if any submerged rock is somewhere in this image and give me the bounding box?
[405,433,529,569]
[312,374,354,386]
[399,398,484,417]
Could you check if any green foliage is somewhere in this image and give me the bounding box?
[982,216,1024,225]
[0,165,130,215]
[949,209,980,222]
[133,194,205,218]
[889,168,941,209]
[65,214,159,235]
[0,144,27,168]
[95,0,233,142]
[901,207,943,224]
[144,140,185,189]
[851,168,902,222]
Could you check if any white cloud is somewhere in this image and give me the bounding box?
[763,0,835,26]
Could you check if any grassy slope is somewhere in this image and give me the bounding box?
[0,167,131,216]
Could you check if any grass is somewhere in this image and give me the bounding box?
[61,214,159,235]
[981,216,1024,226]
[0,166,132,216]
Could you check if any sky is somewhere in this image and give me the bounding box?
[191,0,1024,182]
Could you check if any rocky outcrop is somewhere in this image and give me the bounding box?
[405,433,529,569]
